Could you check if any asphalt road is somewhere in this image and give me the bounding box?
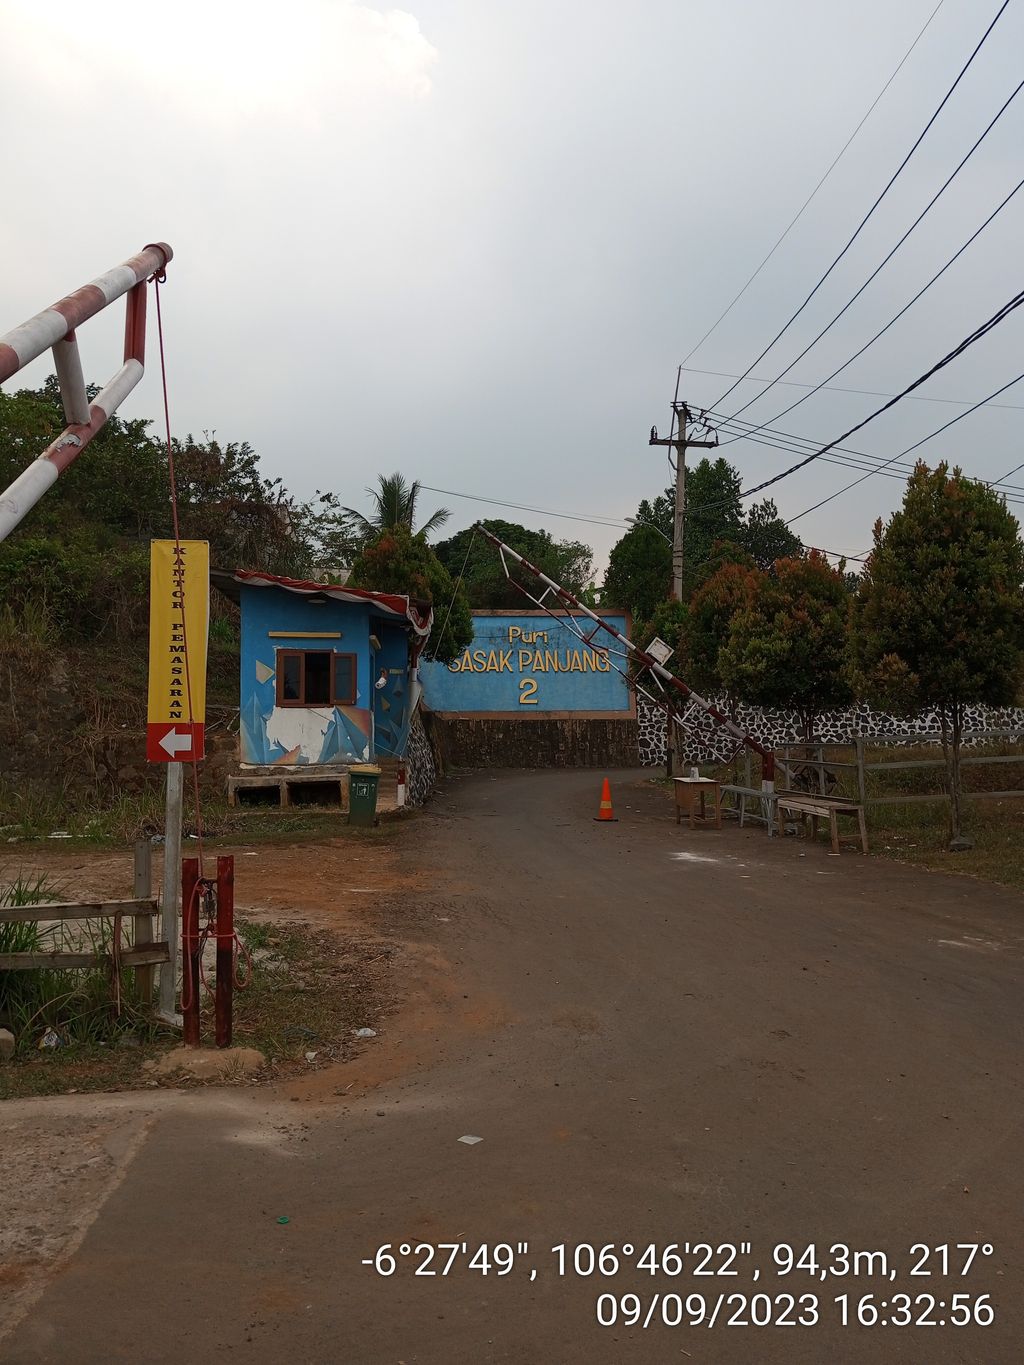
[8,770,1024,1363]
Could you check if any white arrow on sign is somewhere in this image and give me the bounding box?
[159,729,193,757]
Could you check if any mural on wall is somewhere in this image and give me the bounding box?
[420,612,632,714]
[240,661,373,767]
[227,575,430,769]
[238,583,375,768]
[369,622,414,761]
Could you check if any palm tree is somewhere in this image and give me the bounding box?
[341,472,450,543]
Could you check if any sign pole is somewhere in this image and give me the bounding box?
[146,536,209,1021]
[158,760,184,1019]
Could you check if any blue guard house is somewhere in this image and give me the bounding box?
[212,569,432,808]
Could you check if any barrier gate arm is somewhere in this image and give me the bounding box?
[0,242,173,542]
[473,522,776,785]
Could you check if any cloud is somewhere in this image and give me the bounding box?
[2,0,439,124]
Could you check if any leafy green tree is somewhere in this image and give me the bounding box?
[606,459,801,613]
[348,525,472,663]
[739,497,803,571]
[0,380,369,639]
[719,551,852,739]
[341,472,449,544]
[850,462,1024,845]
[687,559,765,699]
[634,491,673,539]
[433,519,593,609]
[684,458,744,578]
[602,524,671,619]
[634,598,690,667]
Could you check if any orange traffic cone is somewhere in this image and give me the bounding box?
[593,778,618,822]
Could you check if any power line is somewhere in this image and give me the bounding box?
[681,365,1024,411]
[709,0,1010,413]
[785,369,1024,522]
[720,77,1024,434]
[712,412,1024,498]
[680,0,946,366]
[417,480,870,565]
[989,456,1024,485]
[699,285,1024,507]
[418,484,627,532]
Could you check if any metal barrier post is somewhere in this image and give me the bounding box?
[215,856,234,1048]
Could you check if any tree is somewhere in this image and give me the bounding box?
[850,462,1024,846]
[739,497,803,571]
[719,551,852,739]
[341,472,449,544]
[348,525,472,664]
[687,559,765,700]
[684,457,744,578]
[433,520,593,609]
[634,491,673,539]
[606,459,802,614]
[602,524,671,619]
[0,379,370,640]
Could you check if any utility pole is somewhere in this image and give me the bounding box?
[648,394,717,776]
[649,400,717,601]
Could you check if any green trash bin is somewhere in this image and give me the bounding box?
[348,764,381,826]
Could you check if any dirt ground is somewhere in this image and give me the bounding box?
[3,772,1023,1362]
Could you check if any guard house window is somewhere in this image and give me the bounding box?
[276,651,357,707]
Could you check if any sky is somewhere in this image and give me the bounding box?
[2,0,1023,575]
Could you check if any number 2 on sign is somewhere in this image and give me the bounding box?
[519,677,538,705]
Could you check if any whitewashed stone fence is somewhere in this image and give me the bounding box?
[636,694,1024,768]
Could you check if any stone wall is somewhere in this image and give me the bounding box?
[428,712,639,769]
[405,707,439,806]
[636,694,1024,767]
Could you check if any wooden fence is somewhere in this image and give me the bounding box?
[0,842,168,1002]
[779,731,1024,810]
[718,731,1024,829]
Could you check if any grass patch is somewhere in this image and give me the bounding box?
[0,916,395,1099]
[225,918,395,1067]
[658,744,1024,892]
[867,799,1024,892]
[1,870,164,1081]
[0,793,403,848]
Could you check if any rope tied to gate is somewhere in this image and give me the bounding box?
[180,878,253,1011]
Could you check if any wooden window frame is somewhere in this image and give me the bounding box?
[276,649,357,708]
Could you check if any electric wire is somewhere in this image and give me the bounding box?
[719,83,1024,436]
[680,365,1024,411]
[988,456,1024,485]
[419,483,626,531]
[709,0,1010,413]
[711,412,1024,499]
[785,369,1024,522]
[428,527,477,661]
[681,0,946,366]
[695,286,1024,508]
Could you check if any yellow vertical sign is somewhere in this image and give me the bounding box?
[146,540,210,762]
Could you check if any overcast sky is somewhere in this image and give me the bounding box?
[3,0,1023,573]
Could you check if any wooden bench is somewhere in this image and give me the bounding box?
[775,791,868,855]
[673,777,722,829]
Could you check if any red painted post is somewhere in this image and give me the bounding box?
[181,857,201,1047]
[215,855,234,1048]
